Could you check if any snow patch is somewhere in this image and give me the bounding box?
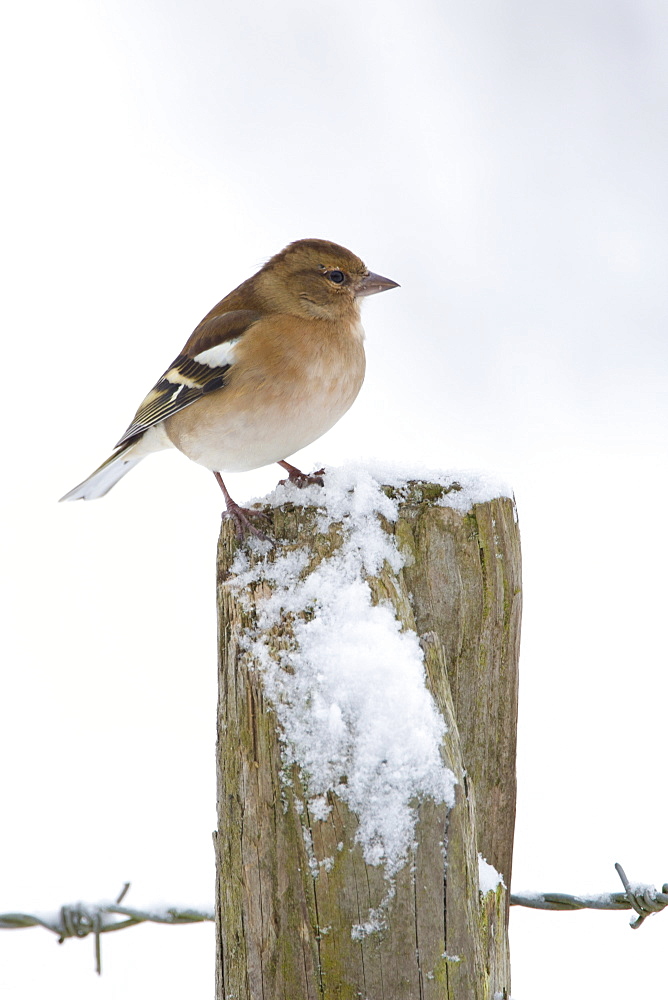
[229,464,506,884]
[478,853,506,894]
[351,907,386,940]
[252,460,514,519]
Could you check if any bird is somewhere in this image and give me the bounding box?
[60,238,399,537]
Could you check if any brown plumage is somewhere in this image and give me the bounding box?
[60,239,399,537]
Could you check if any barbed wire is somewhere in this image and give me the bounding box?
[2,865,665,975]
[511,863,668,929]
[0,883,214,974]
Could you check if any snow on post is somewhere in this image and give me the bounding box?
[214,464,521,1000]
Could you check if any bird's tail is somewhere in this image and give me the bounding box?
[59,441,145,501]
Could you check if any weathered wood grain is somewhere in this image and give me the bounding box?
[215,484,521,999]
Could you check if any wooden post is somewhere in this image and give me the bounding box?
[214,477,521,1000]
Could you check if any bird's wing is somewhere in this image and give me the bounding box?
[115,309,261,447]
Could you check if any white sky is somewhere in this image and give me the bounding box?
[1,1,667,996]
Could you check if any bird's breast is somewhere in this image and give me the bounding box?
[164,317,366,472]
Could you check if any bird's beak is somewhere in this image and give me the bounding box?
[357,271,400,297]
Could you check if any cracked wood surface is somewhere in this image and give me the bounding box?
[215,485,521,999]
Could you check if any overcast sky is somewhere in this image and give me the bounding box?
[2,1,667,997]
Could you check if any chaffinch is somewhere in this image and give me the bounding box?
[60,238,399,536]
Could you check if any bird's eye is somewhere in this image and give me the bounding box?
[328,270,345,284]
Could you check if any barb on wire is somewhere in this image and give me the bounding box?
[2,863,665,975]
[511,863,668,930]
[613,863,667,928]
[0,884,214,974]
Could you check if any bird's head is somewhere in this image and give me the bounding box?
[256,239,399,319]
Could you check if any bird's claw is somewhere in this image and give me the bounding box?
[222,504,271,541]
[279,466,326,489]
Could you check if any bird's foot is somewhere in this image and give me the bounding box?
[277,460,325,488]
[222,501,270,541]
[213,470,270,541]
